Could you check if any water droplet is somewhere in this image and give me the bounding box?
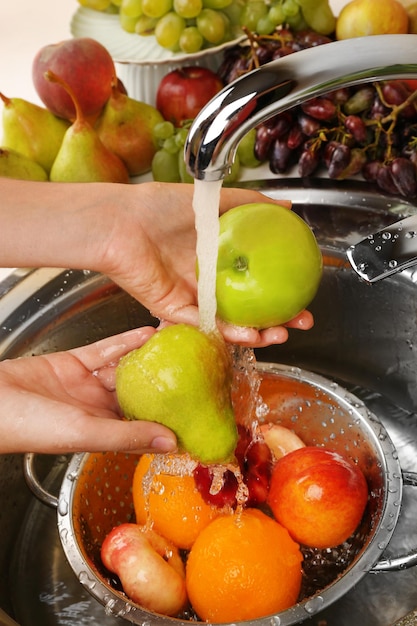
[375,245,382,252]
[388,260,398,269]
[270,616,281,626]
[304,595,324,614]
[256,402,270,418]
[79,570,96,590]
[59,527,69,544]
[406,230,417,238]
[104,598,117,615]
[58,498,68,516]
[382,232,392,240]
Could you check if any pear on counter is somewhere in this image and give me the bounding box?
[95,79,164,176]
[46,70,129,183]
[116,324,239,464]
[0,147,48,181]
[0,93,69,174]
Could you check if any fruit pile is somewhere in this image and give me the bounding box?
[0,37,164,182]
[217,26,417,198]
[103,323,368,623]
[77,0,336,54]
[100,420,369,622]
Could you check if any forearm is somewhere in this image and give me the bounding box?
[0,178,124,272]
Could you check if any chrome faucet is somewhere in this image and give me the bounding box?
[184,34,417,182]
[184,34,417,282]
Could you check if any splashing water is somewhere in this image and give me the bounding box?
[192,179,267,426]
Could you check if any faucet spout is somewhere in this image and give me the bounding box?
[184,34,417,181]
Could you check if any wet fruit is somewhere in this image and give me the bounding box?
[260,422,306,460]
[116,324,238,464]
[101,523,187,615]
[216,202,323,329]
[186,508,303,622]
[268,446,369,548]
[132,453,224,549]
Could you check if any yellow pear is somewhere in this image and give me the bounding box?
[46,71,129,184]
[0,147,48,181]
[116,324,238,464]
[1,93,69,174]
[95,80,164,176]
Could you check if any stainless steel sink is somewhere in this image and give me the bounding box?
[1,179,417,626]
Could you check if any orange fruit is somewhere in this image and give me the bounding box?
[186,508,303,622]
[132,453,224,550]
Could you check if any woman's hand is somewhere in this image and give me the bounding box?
[0,328,177,455]
[102,182,314,346]
[0,179,313,348]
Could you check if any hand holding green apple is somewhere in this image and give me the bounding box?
[216,202,322,329]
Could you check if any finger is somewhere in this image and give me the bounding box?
[255,326,289,347]
[284,309,314,330]
[159,305,200,328]
[73,418,178,455]
[219,189,292,214]
[4,409,178,456]
[70,327,157,371]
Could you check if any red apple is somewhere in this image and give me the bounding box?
[32,37,116,121]
[267,446,369,549]
[156,66,223,126]
[101,523,187,616]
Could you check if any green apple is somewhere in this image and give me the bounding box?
[216,202,322,328]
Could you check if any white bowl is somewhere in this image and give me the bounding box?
[70,7,244,105]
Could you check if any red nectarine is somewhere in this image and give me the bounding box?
[32,37,116,121]
[267,446,369,548]
[101,522,187,615]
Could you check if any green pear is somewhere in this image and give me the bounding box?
[46,71,129,183]
[0,147,48,181]
[95,80,164,176]
[116,324,238,464]
[0,93,69,174]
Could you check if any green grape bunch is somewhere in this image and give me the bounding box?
[150,120,259,184]
[238,0,335,36]
[77,0,336,54]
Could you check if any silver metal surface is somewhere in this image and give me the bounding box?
[2,180,417,625]
[185,35,417,181]
[23,453,58,509]
[347,214,417,283]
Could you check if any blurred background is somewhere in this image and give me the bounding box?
[1,1,346,102]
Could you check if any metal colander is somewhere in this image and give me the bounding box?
[25,362,417,626]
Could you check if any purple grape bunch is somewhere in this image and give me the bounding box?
[218,28,417,198]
